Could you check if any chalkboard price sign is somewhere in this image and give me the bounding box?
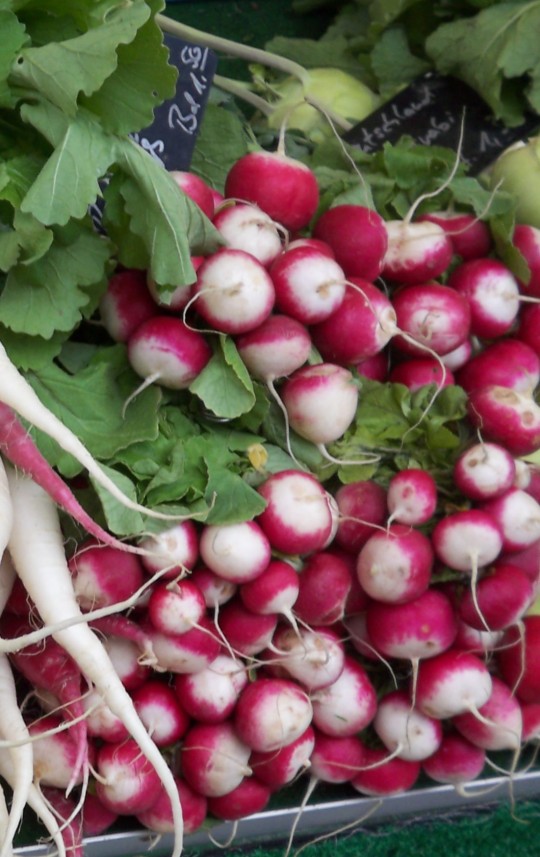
[131,32,218,170]
[344,72,539,175]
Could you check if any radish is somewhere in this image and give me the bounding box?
[521,703,540,743]
[146,257,202,312]
[127,315,212,389]
[95,738,164,816]
[386,468,437,526]
[269,245,346,325]
[511,223,540,297]
[101,634,151,691]
[422,731,486,787]
[334,479,388,553]
[170,170,215,219]
[99,268,158,343]
[28,715,87,790]
[147,579,206,636]
[84,689,130,743]
[224,150,320,232]
[68,539,145,610]
[280,363,359,447]
[467,385,540,456]
[191,248,275,334]
[373,689,443,761]
[382,220,453,285]
[390,282,471,357]
[40,788,83,857]
[145,615,221,674]
[453,676,523,752]
[250,726,315,790]
[356,523,433,604]
[312,204,388,281]
[457,562,534,631]
[389,357,454,391]
[199,520,271,584]
[132,679,190,747]
[137,776,208,835]
[207,777,271,821]
[269,625,345,691]
[179,720,252,797]
[453,619,504,655]
[309,731,366,783]
[212,202,283,266]
[138,520,199,579]
[355,350,389,381]
[449,257,522,338]
[235,314,312,382]
[234,676,313,753]
[457,338,540,395]
[414,649,493,719]
[479,488,540,554]
[431,509,504,573]
[497,615,540,704]
[310,654,377,737]
[190,565,237,609]
[417,211,492,261]
[82,792,119,837]
[351,748,421,797]
[239,559,300,626]
[517,302,540,358]
[440,338,474,372]
[174,653,248,723]
[217,597,278,658]
[293,550,352,626]
[310,280,396,365]
[365,588,458,661]
[453,442,517,502]
[256,469,338,556]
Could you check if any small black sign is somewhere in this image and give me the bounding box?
[343,72,539,175]
[130,32,218,171]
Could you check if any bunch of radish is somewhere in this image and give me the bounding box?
[1,146,540,857]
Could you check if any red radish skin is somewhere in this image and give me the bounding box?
[239,559,300,621]
[373,690,443,761]
[269,246,346,325]
[137,776,208,835]
[174,653,248,723]
[309,732,366,783]
[365,588,458,661]
[312,205,388,281]
[382,220,453,285]
[224,151,319,232]
[467,385,540,456]
[287,237,335,257]
[281,363,359,446]
[145,615,221,675]
[417,212,492,261]
[458,562,534,631]
[453,620,504,655]
[193,248,275,335]
[448,258,520,340]
[391,282,471,357]
[512,223,540,297]
[84,689,130,743]
[310,654,377,737]
[479,488,540,553]
[139,521,199,579]
[128,315,212,389]
[29,715,87,789]
[256,469,337,556]
[334,480,388,553]
[440,338,473,372]
[95,739,164,816]
[497,616,540,704]
[351,748,421,797]
[207,778,271,821]
[212,202,283,267]
[179,721,252,797]
[147,580,206,636]
[199,520,271,584]
[517,303,540,358]
[190,565,237,608]
[217,597,278,658]
[235,314,312,382]
[389,358,454,391]
[41,788,84,857]
[431,509,504,573]
[457,338,540,395]
[356,524,433,604]
[294,551,352,626]
[453,442,517,502]
[146,259,201,312]
[415,649,493,719]
[310,281,397,365]
[102,635,151,691]
[132,680,190,747]
[269,625,345,692]
[521,703,540,742]
[386,469,437,526]
[68,540,144,610]
[342,611,379,662]
[99,268,158,343]
[83,793,119,837]
[355,350,389,381]
[499,539,540,584]
[234,677,313,753]
[170,170,215,219]
[422,731,486,785]
[453,676,523,751]
[250,727,315,791]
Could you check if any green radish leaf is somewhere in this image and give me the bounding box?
[190,337,256,420]
[0,9,28,108]
[89,463,146,536]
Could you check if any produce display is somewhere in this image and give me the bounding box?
[2,1,540,855]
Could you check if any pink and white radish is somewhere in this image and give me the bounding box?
[479,488,540,554]
[467,385,540,456]
[453,442,517,502]
[99,268,158,343]
[457,338,540,395]
[373,689,443,761]
[217,597,278,658]
[309,731,366,783]
[310,654,377,737]
[356,524,434,604]
[239,559,300,627]
[351,748,421,797]
[280,363,359,448]
[334,479,387,553]
[234,676,313,753]
[250,726,315,791]
[390,282,471,358]
[144,616,221,675]
[95,738,164,816]
[389,357,454,391]
[312,204,388,281]
[207,777,271,821]
[422,731,486,787]
[199,520,271,584]
[147,579,206,636]
[132,679,190,747]
[127,315,212,390]
[213,202,283,266]
[386,468,437,526]
[174,653,248,723]
[382,220,453,285]
[457,562,534,631]
[293,550,352,626]
[453,676,523,752]
[138,520,199,579]
[269,625,345,691]
[417,211,492,261]
[68,540,145,610]
[414,649,493,719]
[511,223,540,297]
[269,245,346,325]
[137,776,207,836]
[179,720,252,797]
[448,257,521,339]
[170,170,216,220]
[235,314,312,383]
